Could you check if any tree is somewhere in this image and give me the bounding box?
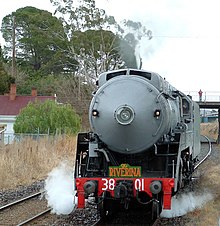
[1,7,77,75]
[50,0,114,31]
[50,0,151,75]
[69,29,135,78]
[14,100,81,134]
[50,0,138,76]
[16,74,59,96]
[0,45,14,94]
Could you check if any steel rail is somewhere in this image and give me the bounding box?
[17,208,52,226]
[152,218,160,226]
[0,191,43,211]
[91,219,102,226]
[194,135,212,170]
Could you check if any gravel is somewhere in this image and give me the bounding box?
[0,180,45,206]
[52,206,99,226]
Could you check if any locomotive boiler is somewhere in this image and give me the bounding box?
[74,69,201,219]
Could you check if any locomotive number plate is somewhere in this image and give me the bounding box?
[101,178,145,191]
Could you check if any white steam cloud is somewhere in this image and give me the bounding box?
[45,161,77,215]
[160,191,213,218]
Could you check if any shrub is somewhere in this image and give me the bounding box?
[14,100,81,134]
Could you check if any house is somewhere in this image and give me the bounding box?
[0,84,56,143]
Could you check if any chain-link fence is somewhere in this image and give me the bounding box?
[1,129,67,145]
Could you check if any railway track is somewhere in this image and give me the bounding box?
[0,191,42,211]
[17,208,52,226]
[0,190,52,225]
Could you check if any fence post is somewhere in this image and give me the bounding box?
[7,135,10,145]
[47,128,50,141]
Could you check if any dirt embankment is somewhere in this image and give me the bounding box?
[200,122,218,140]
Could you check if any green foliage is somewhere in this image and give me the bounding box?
[70,29,137,74]
[70,30,122,73]
[0,46,13,94]
[1,7,76,75]
[14,100,81,134]
[16,74,59,96]
[0,73,10,94]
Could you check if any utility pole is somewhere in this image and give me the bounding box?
[12,16,16,78]
[218,108,220,144]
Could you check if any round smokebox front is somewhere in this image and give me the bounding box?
[89,76,169,154]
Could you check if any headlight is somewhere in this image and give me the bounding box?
[115,105,135,125]
[92,109,99,117]
[154,109,161,118]
[83,180,97,195]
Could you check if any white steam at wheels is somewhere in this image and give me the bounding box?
[44,161,77,215]
[160,191,213,218]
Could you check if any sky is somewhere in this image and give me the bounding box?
[1,0,220,95]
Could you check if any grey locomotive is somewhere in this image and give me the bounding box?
[74,69,201,219]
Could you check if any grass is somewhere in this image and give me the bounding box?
[0,135,76,191]
[183,137,220,225]
[184,159,220,226]
[199,122,219,225]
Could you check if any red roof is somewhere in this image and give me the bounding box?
[0,95,55,116]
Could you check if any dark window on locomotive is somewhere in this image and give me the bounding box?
[130,70,151,80]
[106,70,127,81]
[182,99,190,115]
[130,70,152,80]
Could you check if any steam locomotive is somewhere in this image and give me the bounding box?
[74,69,200,219]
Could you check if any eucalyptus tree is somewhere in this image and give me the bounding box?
[50,0,114,31]
[50,0,139,79]
[69,29,137,79]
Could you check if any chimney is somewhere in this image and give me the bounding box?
[31,87,37,97]
[9,83,16,101]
